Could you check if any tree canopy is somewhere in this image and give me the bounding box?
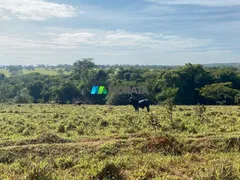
[1,60,240,105]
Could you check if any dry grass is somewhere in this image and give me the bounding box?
[0,104,240,179]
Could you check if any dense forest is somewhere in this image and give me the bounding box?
[1,58,240,105]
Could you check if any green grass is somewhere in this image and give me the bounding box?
[0,68,71,77]
[0,104,240,179]
[0,69,10,77]
[22,68,59,76]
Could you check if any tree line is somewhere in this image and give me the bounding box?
[1,58,240,105]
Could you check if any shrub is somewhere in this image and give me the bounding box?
[194,104,206,122]
[162,98,176,122]
[148,112,161,136]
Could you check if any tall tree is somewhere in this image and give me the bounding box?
[199,82,239,105]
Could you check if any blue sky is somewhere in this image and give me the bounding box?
[0,0,240,65]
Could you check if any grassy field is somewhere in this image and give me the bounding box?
[22,68,59,76]
[0,104,240,179]
[0,68,70,77]
[0,69,10,77]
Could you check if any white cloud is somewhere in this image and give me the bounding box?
[55,32,95,46]
[146,0,240,7]
[0,30,212,53]
[0,16,10,20]
[0,29,226,65]
[53,30,211,51]
[0,0,77,21]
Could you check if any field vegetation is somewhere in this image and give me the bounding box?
[1,59,240,179]
[1,59,240,106]
[0,104,240,179]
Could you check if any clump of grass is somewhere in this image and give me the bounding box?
[194,104,206,122]
[57,124,65,133]
[124,127,137,134]
[54,156,76,169]
[148,112,161,136]
[170,118,188,132]
[223,137,240,152]
[197,160,238,180]
[162,98,176,122]
[178,107,184,111]
[94,163,125,180]
[141,134,185,155]
[16,133,71,145]
[53,113,59,118]
[66,122,76,131]
[184,112,192,117]
[22,127,33,136]
[0,150,16,164]
[24,160,53,180]
[100,120,109,127]
[98,142,121,159]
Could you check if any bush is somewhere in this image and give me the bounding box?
[194,104,206,122]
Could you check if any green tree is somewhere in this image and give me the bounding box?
[54,82,80,103]
[0,73,5,80]
[156,87,179,103]
[106,93,129,105]
[57,69,64,76]
[27,81,44,103]
[199,82,239,105]
[0,84,14,102]
[14,88,33,103]
[7,65,23,76]
[72,58,96,79]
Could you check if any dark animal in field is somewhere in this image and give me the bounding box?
[129,97,150,112]
[57,101,65,105]
[75,101,83,106]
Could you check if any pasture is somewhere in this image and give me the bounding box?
[0,104,240,179]
[0,68,70,77]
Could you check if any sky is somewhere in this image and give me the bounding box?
[0,0,240,65]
